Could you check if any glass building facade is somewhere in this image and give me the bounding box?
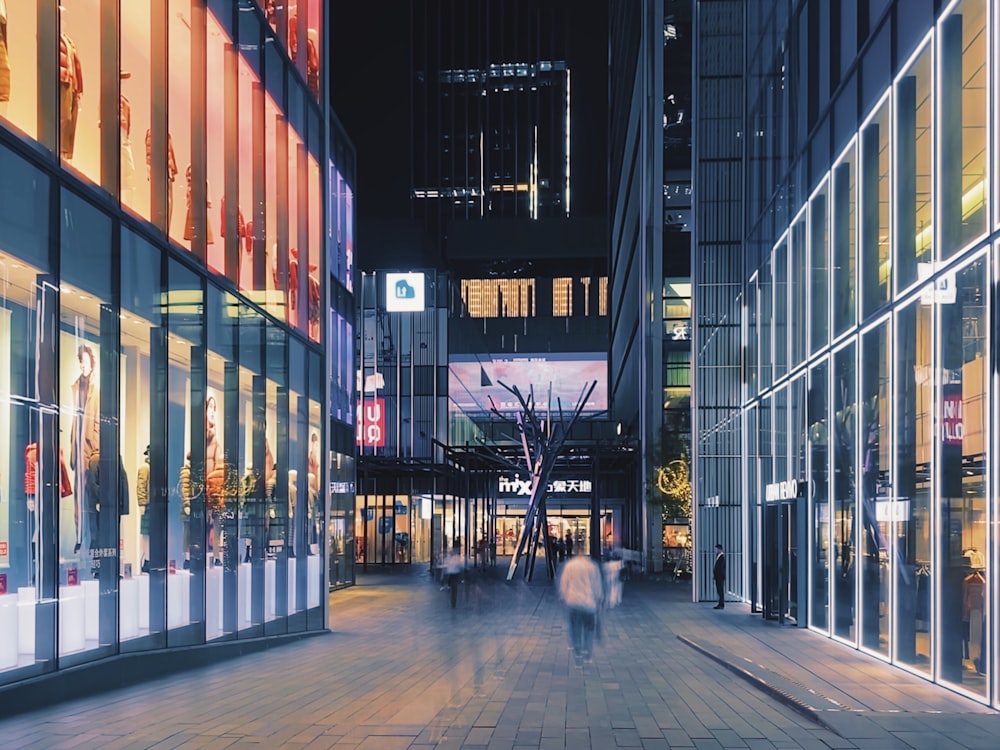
[0,0,353,688]
[694,0,1000,704]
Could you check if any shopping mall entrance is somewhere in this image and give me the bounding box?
[761,496,803,624]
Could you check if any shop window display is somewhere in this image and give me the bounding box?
[169,0,192,248]
[206,12,231,276]
[58,0,104,185]
[120,2,151,217]
[0,0,39,140]
[236,55,257,284]
[307,151,321,341]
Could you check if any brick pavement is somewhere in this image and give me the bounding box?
[0,565,998,749]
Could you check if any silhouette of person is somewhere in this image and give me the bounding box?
[713,543,726,609]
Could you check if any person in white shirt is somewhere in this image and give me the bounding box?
[557,553,604,662]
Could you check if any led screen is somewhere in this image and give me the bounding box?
[449,353,607,415]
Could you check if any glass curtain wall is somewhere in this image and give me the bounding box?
[0,0,334,689]
[710,0,1000,707]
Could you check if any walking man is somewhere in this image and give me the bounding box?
[557,553,604,663]
[713,543,726,609]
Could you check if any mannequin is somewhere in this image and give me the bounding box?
[179,453,192,568]
[0,0,10,117]
[144,130,179,226]
[204,394,226,566]
[183,164,215,244]
[59,32,84,160]
[70,344,100,556]
[120,72,135,204]
[287,468,297,557]
[137,445,150,572]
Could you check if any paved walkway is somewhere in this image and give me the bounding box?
[1,565,999,749]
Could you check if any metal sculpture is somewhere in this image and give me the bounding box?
[487,379,597,581]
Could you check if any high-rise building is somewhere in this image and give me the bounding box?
[608,0,693,573]
[694,0,999,701]
[0,0,355,697]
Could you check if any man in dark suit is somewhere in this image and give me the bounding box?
[713,543,726,609]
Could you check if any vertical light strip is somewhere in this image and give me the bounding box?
[565,68,571,216]
[480,129,485,217]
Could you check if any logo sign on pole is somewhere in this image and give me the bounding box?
[385,272,426,312]
[356,398,386,447]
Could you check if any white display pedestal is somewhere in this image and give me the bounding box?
[81,580,99,641]
[166,571,192,629]
[264,559,276,621]
[138,574,150,630]
[58,586,86,654]
[307,556,320,608]
[120,577,140,639]
[287,558,297,613]
[238,562,252,630]
[0,594,18,668]
[206,564,224,639]
[17,587,35,656]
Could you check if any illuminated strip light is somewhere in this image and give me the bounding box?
[490,184,531,192]
[565,68,571,216]
[531,125,539,219]
[912,177,986,250]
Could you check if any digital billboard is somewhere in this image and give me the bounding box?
[449,353,607,415]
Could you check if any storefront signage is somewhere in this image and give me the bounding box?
[942,386,964,445]
[765,479,798,502]
[875,498,910,523]
[918,263,957,305]
[385,272,426,312]
[356,398,386,447]
[497,475,592,496]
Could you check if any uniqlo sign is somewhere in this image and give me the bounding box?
[357,398,386,447]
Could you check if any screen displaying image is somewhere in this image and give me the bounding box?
[449,353,607,415]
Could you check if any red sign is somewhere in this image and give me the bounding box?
[942,385,964,446]
[0,573,7,594]
[357,398,386,447]
[67,568,78,586]
[0,541,7,557]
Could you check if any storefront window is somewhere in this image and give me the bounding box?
[894,298,932,674]
[264,324,289,629]
[307,349,323,622]
[206,12,231,276]
[937,254,987,694]
[169,0,192,248]
[58,190,115,662]
[939,0,987,259]
[0,0,39,140]
[121,3,151,217]
[808,359,829,632]
[288,339,307,615]
[809,182,829,354]
[288,125,304,331]
[59,0,104,186]
[0,149,51,677]
[832,142,857,336]
[165,260,205,642]
[860,97,891,319]
[790,212,806,366]
[205,286,237,639]
[859,318,890,657]
[307,149,321,342]
[831,341,857,643]
[119,230,164,648]
[895,42,932,292]
[758,256,771,390]
[237,55,259,282]
[773,240,787,379]
[256,85,282,316]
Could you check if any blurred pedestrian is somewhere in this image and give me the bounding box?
[713,543,726,609]
[564,530,574,557]
[557,553,604,663]
[444,542,464,608]
[603,550,624,608]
